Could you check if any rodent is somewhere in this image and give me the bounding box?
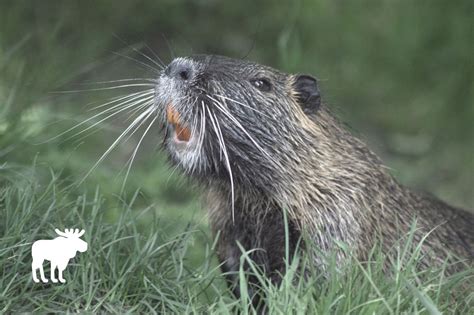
[154,54,473,300]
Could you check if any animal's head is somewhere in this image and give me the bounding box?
[55,228,88,253]
[155,55,321,190]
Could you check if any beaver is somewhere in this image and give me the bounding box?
[154,55,473,299]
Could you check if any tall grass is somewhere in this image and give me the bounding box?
[0,171,472,313]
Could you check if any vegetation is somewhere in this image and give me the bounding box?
[0,0,472,313]
[1,176,472,313]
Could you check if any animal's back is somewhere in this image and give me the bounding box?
[346,180,474,273]
[413,192,474,259]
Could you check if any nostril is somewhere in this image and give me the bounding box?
[179,69,190,81]
[165,59,194,81]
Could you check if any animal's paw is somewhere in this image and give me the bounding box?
[41,279,48,283]
[59,278,66,283]
[33,278,40,283]
[51,278,58,283]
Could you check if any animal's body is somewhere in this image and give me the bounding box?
[154,55,473,299]
[31,229,88,283]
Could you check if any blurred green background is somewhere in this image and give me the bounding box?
[1,0,472,238]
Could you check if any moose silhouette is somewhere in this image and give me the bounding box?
[31,228,88,283]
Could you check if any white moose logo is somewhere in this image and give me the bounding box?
[31,228,88,283]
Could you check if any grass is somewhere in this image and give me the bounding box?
[1,170,472,313]
[0,171,223,313]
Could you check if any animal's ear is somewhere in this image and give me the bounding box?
[292,74,321,114]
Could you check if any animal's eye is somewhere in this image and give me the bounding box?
[250,78,271,92]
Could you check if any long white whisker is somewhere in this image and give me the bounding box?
[198,102,207,172]
[88,90,154,112]
[79,106,155,184]
[53,83,155,94]
[123,99,155,122]
[121,114,158,193]
[65,95,154,142]
[206,105,235,223]
[115,103,155,174]
[165,164,181,187]
[37,91,154,144]
[188,103,201,173]
[120,42,165,70]
[120,101,156,145]
[144,43,167,68]
[81,78,157,85]
[74,100,154,145]
[113,51,161,74]
[210,97,278,168]
[213,94,274,120]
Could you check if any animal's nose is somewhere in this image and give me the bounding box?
[165,58,194,82]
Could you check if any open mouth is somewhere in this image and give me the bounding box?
[166,104,191,143]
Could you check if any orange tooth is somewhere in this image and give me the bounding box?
[166,104,180,125]
[166,104,191,142]
[176,124,191,142]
